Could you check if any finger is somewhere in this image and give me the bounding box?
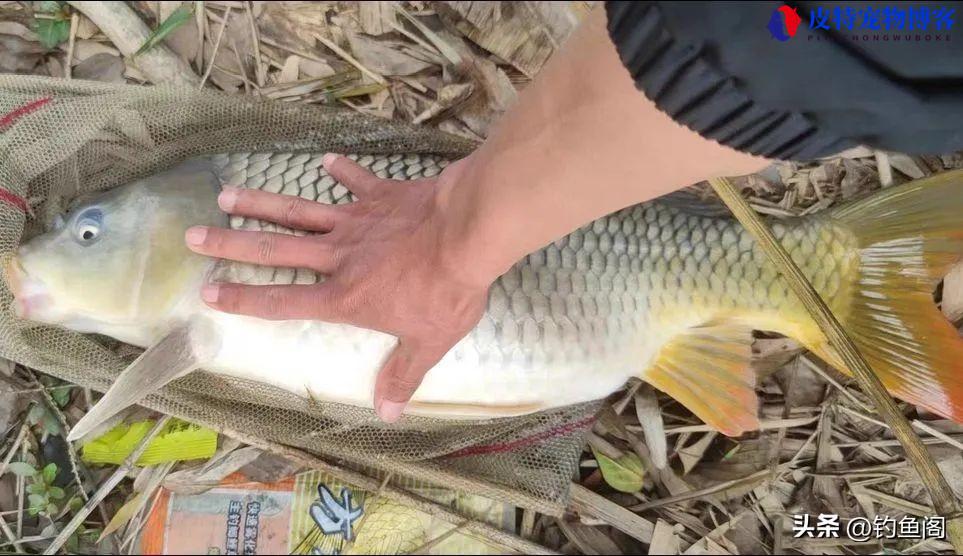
[373,341,445,423]
[323,153,383,199]
[201,282,347,321]
[218,187,341,231]
[185,227,340,273]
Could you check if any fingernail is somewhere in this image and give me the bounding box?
[201,284,220,303]
[376,399,406,423]
[185,226,208,246]
[322,153,340,168]
[218,188,239,212]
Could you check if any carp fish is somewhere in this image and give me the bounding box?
[6,152,963,440]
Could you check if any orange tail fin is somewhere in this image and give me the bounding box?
[817,170,963,421]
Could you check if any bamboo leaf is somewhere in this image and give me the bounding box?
[99,492,144,540]
[135,3,195,57]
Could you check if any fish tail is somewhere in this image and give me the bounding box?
[815,169,963,420]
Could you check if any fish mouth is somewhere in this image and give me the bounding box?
[4,256,50,319]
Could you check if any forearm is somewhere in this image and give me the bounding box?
[437,7,768,283]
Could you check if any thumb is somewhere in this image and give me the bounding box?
[373,341,441,423]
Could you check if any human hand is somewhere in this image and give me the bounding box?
[184,154,493,422]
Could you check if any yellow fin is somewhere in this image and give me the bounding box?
[643,324,759,437]
[815,169,963,421]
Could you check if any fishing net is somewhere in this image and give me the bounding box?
[0,75,601,516]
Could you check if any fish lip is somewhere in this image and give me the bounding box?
[3,256,22,297]
[4,255,48,319]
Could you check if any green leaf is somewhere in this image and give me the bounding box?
[48,486,65,500]
[28,506,40,517]
[46,503,58,516]
[592,448,645,493]
[27,403,46,426]
[33,18,69,49]
[68,496,83,511]
[37,1,64,13]
[27,482,45,495]
[7,461,38,477]
[135,3,195,57]
[42,463,57,485]
[28,493,46,507]
[51,385,72,408]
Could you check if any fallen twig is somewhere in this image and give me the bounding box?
[199,5,231,88]
[66,1,199,86]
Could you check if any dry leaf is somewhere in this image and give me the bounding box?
[75,14,100,40]
[888,152,925,179]
[258,1,330,53]
[437,0,575,76]
[238,452,303,484]
[634,385,667,470]
[678,432,717,475]
[73,53,126,83]
[412,81,474,124]
[69,40,121,64]
[163,446,262,495]
[0,21,38,41]
[648,519,681,555]
[162,7,201,63]
[345,31,437,76]
[0,34,45,73]
[557,519,624,555]
[278,54,300,82]
[299,57,335,78]
[359,1,397,36]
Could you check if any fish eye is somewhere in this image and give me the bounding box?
[73,208,103,244]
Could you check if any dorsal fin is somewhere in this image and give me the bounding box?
[651,185,734,219]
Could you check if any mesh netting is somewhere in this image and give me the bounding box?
[0,75,600,515]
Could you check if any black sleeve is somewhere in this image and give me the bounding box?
[604,1,963,161]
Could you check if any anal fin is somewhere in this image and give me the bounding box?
[643,324,759,437]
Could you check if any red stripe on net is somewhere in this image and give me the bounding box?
[0,189,27,213]
[0,96,54,214]
[441,415,597,459]
[0,96,53,131]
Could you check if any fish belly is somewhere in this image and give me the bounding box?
[203,308,636,416]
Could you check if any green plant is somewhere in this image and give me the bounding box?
[32,1,71,49]
[8,461,66,517]
[26,401,61,437]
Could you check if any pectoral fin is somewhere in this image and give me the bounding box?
[67,319,221,442]
[643,324,759,437]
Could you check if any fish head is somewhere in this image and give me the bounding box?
[5,159,227,334]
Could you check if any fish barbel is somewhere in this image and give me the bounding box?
[7,153,963,439]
